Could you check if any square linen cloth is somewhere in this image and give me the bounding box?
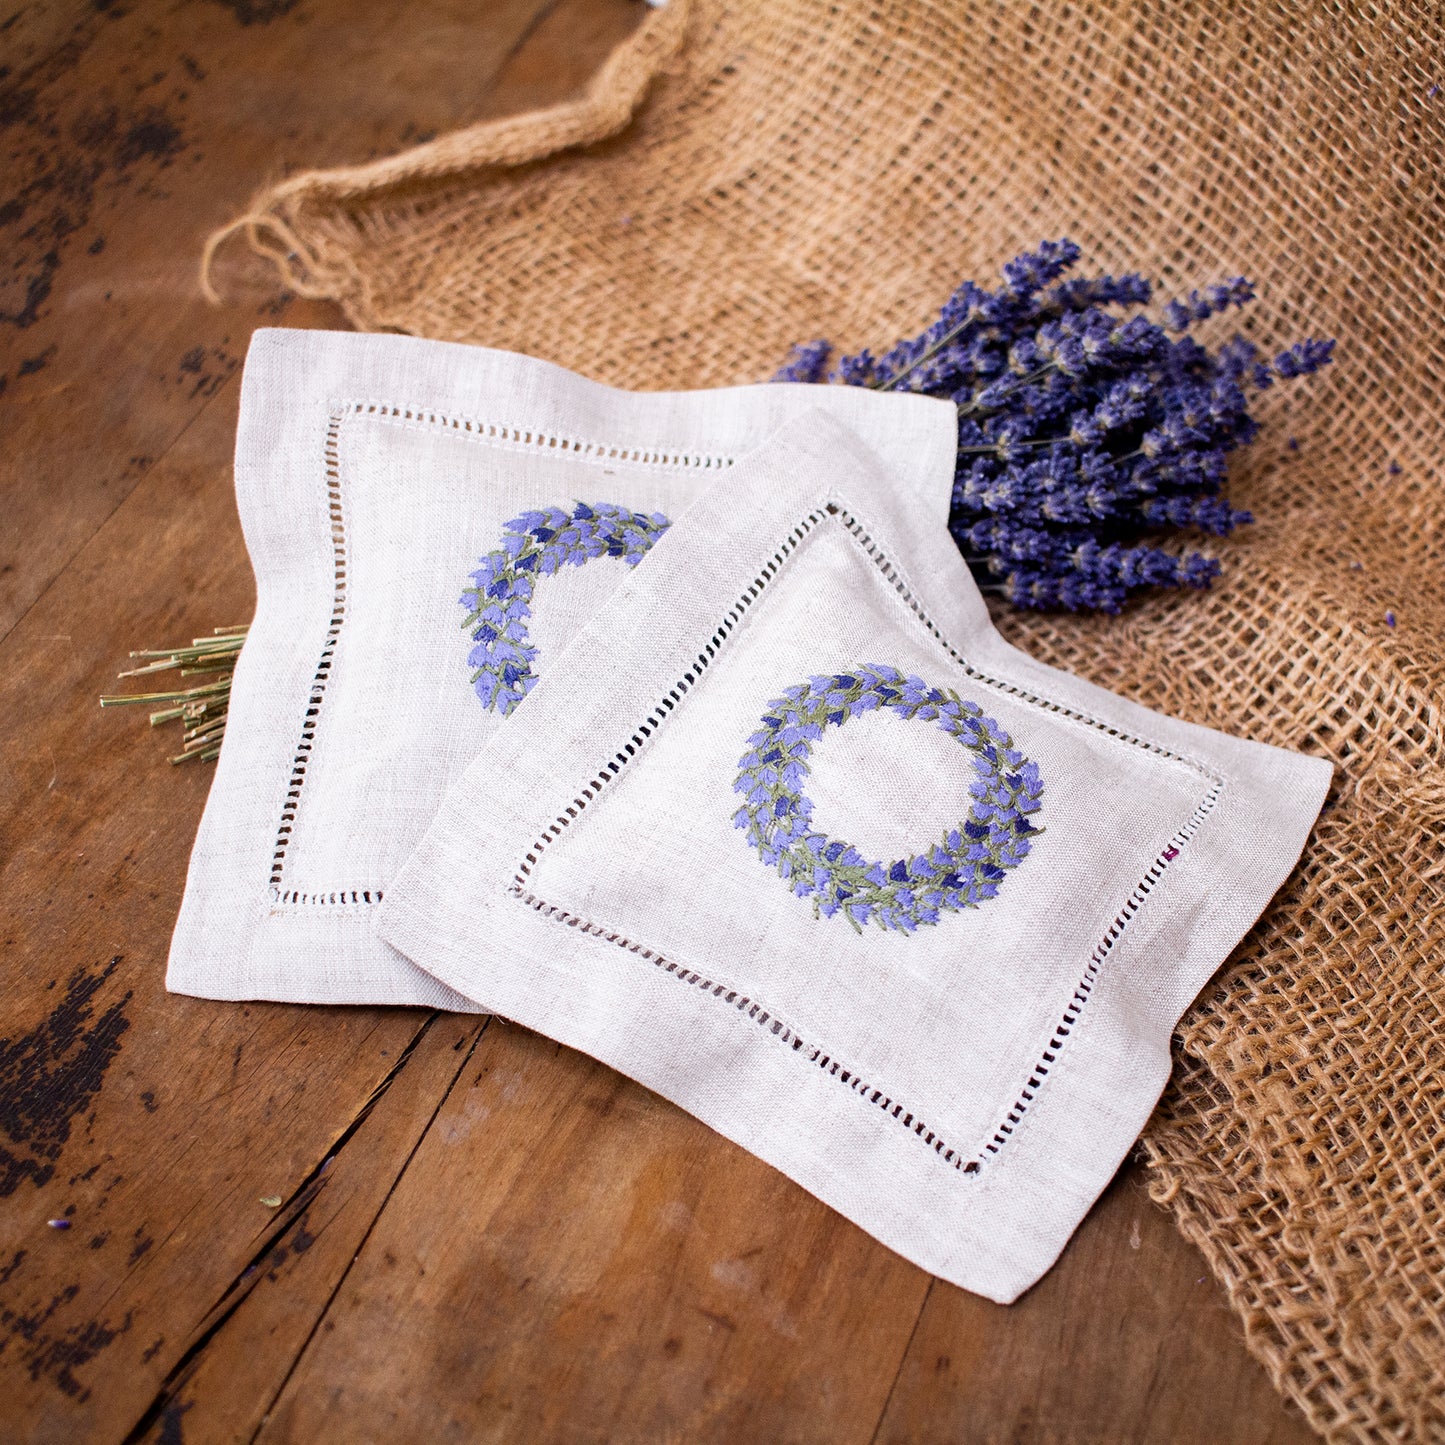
[378,409,1332,1302]
[168,329,958,1009]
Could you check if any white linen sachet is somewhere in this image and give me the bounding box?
[167,331,958,1009]
[377,409,1331,1302]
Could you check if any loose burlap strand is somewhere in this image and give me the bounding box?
[207,2,1445,1438]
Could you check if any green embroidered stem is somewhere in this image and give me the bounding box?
[733,666,1045,934]
[100,625,248,764]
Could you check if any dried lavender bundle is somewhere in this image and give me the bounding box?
[775,240,1334,612]
[99,626,248,763]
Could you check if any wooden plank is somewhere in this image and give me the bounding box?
[129,1014,487,1445]
[0,378,441,1444]
[465,0,657,124]
[871,1161,1317,1445]
[248,1032,1314,1444]
[255,1023,932,1445]
[0,0,566,642]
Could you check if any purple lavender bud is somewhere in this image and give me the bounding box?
[1163,278,1255,331]
[1000,238,1082,295]
[1216,334,1259,379]
[771,340,833,383]
[1270,337,1336,378]
[834,349,880,386]
[1049,272,1153,311]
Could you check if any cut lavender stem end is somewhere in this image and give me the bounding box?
[771,240,1333,612]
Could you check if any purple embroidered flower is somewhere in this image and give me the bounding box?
[461,501,670,715]
[733,666,1045,934]
[772,241,1334,613]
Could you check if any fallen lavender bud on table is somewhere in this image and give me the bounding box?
[775,239,1334,612]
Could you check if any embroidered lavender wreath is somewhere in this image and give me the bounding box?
[733,666,1044,933]
[462,501,671,715]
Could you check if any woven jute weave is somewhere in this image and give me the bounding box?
[210,3,1445,1438]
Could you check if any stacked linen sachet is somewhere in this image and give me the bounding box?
[171,329,1329,1304]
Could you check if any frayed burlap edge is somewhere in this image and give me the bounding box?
[200,0,687,321]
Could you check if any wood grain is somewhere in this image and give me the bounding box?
[0,380,438,1443]
[872,1166,1316,1445]
[0,0,563,640]
[0,2,1319,1441]
[131,1015,488,1445]
[256,1023,931,1445]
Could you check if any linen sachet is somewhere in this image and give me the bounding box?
[168,330,958,1009]
[377,410,1331,1301]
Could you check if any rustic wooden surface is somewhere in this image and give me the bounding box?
[0,4,1318,1442]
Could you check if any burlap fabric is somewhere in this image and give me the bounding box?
[209,3,1445,1438]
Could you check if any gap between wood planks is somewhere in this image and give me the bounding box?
[118,1012,491,1443]
[866,1277,934,1445]
[500,0,569,73]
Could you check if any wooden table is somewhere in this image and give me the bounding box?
[0,4,1318,1440]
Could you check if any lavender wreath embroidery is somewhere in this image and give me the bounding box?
[733,666,1044,933]
[461,501,671,715]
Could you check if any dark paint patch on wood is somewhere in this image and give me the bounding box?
[0,956,131,1197]
[0,1279,132,1402]
[112,108,185,170]
[175,343,236,399]
[157,1397,194,1445]
[0,1249,25,1286]
[33,1311,133,1400]
[157,1397,194,1444]
[17,344,55,375]
[0,55,189,329]
[206,0,301,26]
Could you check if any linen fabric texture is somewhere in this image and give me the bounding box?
[378,411,1330,1304]
[166,328,958,1009]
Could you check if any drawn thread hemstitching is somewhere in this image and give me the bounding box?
[269,408,349,898]
[269,401,736,905]
[508,502,1225,1175]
